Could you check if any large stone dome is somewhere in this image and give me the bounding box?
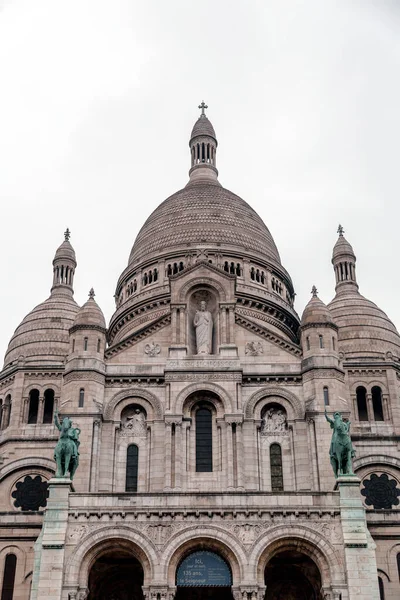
[128,179,281,268]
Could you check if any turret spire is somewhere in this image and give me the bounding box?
[51,229,77,296]
[188,102,219,184]
[332,225,358,294]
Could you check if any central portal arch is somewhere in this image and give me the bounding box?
[264,550,323,600]
[175,550,233,600]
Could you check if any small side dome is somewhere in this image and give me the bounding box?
[301,286,337,328]
[71,289,106,330]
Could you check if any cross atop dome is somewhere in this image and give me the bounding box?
[198,101,208,116]
[89,288,95,299]
[311,285,318,297]
[337,224,344,237]
[64,228,71,241]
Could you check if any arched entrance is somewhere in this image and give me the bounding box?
[175,550,233,600]
[88,547,144,600]
[264,550,323,600]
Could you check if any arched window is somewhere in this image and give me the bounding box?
[397,552,400,582]
[224,261,229,273]
[126,444,139,492]
[167,264,172,276]
[179,262,184,272]
[43,389,54,423]
[251,267,255,280]
[148,270,153,284]
[332,336,336,350]
[78,388,85,408]
[173,263,178,275]
[319,335,324,349]
[356,386,368,421]
[236,263,241,276]
[196,407,212,472]
[372,386,384,421]
[270,443,284,492]
[378,576,385,600]
[306,336,310,351]
[1,553,17,600]
[28,389,39,424]
[84,337,88,351]
[323,386,329,406]
[154,268,158,281]
[97,338,101,353]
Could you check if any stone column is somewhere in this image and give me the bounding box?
[220,306,227,344]
[32,478,73,600]
[366,393,373,422]
[173,419,183,490]
[171,308,178,344]
[37,396,45,424]
[335,476,380,600]
[164,422,173,490]
[228,306,235,344]
[89,420,101,492]
[179,306,186,344]
[225,421,235,489]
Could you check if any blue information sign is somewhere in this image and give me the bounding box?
[176,551,232,587]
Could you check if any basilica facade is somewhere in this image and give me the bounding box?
[0,108,399,600]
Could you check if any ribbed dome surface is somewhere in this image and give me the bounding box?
[72,297,106,329]
[128,180,281,267]
[4,292,79,367]
[190,115,216,140]
[332,235,355,261]
[301,294,336,327]
[328,291,400,356]
[54,239,76,263]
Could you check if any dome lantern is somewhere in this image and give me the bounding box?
[332,224,358,295]
[51,228,77,296]
[188,101,219,183]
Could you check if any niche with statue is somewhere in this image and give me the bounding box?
[188,288,218,355]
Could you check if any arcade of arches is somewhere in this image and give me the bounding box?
[86,545,323,600]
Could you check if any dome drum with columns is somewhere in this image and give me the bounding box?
[0,105,399,600]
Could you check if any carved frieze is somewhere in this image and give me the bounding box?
[245,341,263,356]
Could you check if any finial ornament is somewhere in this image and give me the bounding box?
[311,285,318,297]
[198,101,208,116]
[64,228,71,241]
[88,288,95,299]
[337,224,344,236]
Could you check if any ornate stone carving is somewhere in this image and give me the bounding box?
[245,341,263,356]
[144,342,161,357]
[68,525,89,541]
[261,408,287,436]
[120,407,147,438]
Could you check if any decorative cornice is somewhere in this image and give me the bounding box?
[69,324,107,335]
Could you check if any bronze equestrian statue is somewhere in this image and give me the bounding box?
[325,410,355,477]
[54,410,81,480]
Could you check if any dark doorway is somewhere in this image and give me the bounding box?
[88,549,144,600]
[175,588,233,600]
[265,550,323,600]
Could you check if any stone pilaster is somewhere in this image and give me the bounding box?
[31,478,73,600]
[336,476,380,600]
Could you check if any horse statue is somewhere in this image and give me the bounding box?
[54,410,81,480]
[325,410,355,477]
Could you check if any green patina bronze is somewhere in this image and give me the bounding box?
[325,409,355,478]
[53,411,81,480]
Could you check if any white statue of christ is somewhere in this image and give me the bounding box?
[193,301,213,354]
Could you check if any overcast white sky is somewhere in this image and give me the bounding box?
[1,0,399,362]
